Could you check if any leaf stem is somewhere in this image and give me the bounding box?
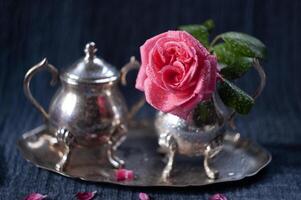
[210,34,222,48]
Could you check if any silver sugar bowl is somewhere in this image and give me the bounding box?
[24,42,139,171]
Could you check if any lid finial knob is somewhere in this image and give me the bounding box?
[84,42,97,60]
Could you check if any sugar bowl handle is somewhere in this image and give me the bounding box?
[228,58,266,123]
[24,58,59,121]
[216,58,266,130]
[120,56,145,120]
[120,56,140,86]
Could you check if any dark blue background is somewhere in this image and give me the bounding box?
[1,0,301,199]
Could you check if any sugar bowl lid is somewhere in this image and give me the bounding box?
[61,42,119,84]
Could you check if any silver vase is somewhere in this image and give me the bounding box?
[154,59,266,181]
[154,93,227,180]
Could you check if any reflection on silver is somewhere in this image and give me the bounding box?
[17,125,272,187]
[61,93,77,117]
[23,42,141,170]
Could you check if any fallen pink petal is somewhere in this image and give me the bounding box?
[115,168,134,181]
[76,191,97,200]
[24,193,47,200]
[139,192,150,200]
[209,193,228,200]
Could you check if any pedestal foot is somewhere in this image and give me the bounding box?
[55,128,74,172]
[203,138,223,179]
[159,133,177,182]
[106,124,127,168]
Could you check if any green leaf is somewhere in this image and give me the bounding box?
[202,19,215,31]
[220,32,267,59]
[213,43,253,79]
[179,24,210,48]
[193,100,218,127]
[218,79,255,114]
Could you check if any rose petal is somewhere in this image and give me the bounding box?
[192,57,217,100]
[137,32,170,91]
[76,191,97,200]
[179,31,210,59]
[115,169,134,181]
[24,193,47,200]
[144,78,176,112]
[209,193,228,200]
[135,59,147,91]
[139,192,150,200]
[168,93,204,119]
[203,55,218,96]
[161,64,185,89]
[144,78,197,117]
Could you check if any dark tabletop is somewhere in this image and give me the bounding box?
[1,0,301,199]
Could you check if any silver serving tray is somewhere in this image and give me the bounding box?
[17,125,271,187]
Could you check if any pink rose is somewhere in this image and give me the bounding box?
[136,30,218,119]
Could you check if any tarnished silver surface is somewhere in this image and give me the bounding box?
[17,125,271,187]
[23,42,140,170]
